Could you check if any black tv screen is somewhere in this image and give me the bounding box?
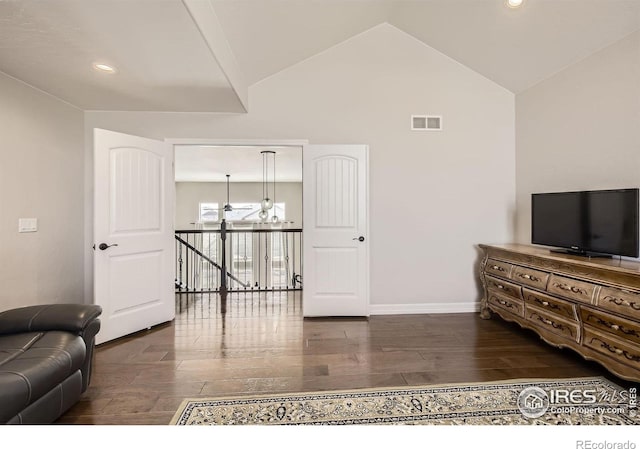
[531,188,639,257]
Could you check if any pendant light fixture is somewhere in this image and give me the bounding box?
[260,150,274,211]
[271,150,279,223]
[220,174,251,218]
[260,150,277,222]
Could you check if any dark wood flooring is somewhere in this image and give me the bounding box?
[58,291,624,424]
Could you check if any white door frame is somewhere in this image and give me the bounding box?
[168,138,308,291]
[167,139,309,147]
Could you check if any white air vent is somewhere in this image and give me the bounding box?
[411,115,442,131]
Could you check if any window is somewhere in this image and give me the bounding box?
[198,202,285,222]
[199,203,219,222]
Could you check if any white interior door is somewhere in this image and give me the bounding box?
[94,128,175,344]
[303,144,369,317]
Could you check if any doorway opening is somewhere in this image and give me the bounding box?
[172,143,303,303]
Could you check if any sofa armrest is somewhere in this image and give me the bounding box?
[0,304,102,336]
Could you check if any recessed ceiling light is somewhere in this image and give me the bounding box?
[507,0,524,7]
[93,63,116,73]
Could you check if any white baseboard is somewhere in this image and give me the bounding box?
[369,302,480,315]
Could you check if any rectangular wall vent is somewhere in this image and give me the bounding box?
[411,115,442,131]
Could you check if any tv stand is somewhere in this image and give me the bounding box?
[550,248,612,259]
[479,243,640,382]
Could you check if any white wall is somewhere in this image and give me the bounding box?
[515,31,640,249]
[0,72,85,311]
[85,23,515,311]
[175,181,302,229]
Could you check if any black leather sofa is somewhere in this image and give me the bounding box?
[0,304,102,424]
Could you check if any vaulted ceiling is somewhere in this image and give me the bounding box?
[1,0,639,112]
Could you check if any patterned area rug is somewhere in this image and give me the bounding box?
[170,377,638,425]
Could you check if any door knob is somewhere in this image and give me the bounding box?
[353,236,365,242]
[98,243,118,251]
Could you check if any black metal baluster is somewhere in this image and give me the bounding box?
[175,237,178,290]
[198,232,205,292]
[210,231,214,292]
[284,232,290,290]
[186,233,190,291]
[197,233,200,293]
[178,236,183,291]
[190,233,194,293]
[278,231,283,289]
[214,230,219,292]
[291,231,296,289]
[265,232,269,291]
[191,232,196,292]
[220,220,227,297]
[181,235,185,291]
[257,231,261,290]
[234,231,239,291]
[202,231,211,290]
[192,234,196,293]
[243,231,248,290]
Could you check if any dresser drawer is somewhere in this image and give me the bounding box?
[512,266,550,290]
[487,291,524,317]
[485,258,513,279]
[597,286,640,320]
[485,275,522,300]
[522,288,577,321]
[583,327,640,369]
[547,274,597,304]
[580,306,640,345]
[526,305,580,342]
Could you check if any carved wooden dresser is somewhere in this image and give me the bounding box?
[479,244,640,382]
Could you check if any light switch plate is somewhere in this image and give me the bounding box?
[18,218,38,233]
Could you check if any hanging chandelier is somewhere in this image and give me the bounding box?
[259,150,278,223]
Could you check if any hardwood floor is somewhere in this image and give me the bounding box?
[58,291,624,424]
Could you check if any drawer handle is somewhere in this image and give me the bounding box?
[518,273,541,282]
[492,281,516,294]
[491,265,506,272]
[553,282,587,296]
[586,314,640,338]
[592,338,640,362]
[530,296,562,311]
[603,296,640,311]
[532,313,572,335]
[492,297,516,309]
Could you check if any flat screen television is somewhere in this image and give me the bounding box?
[531,188,639,258]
